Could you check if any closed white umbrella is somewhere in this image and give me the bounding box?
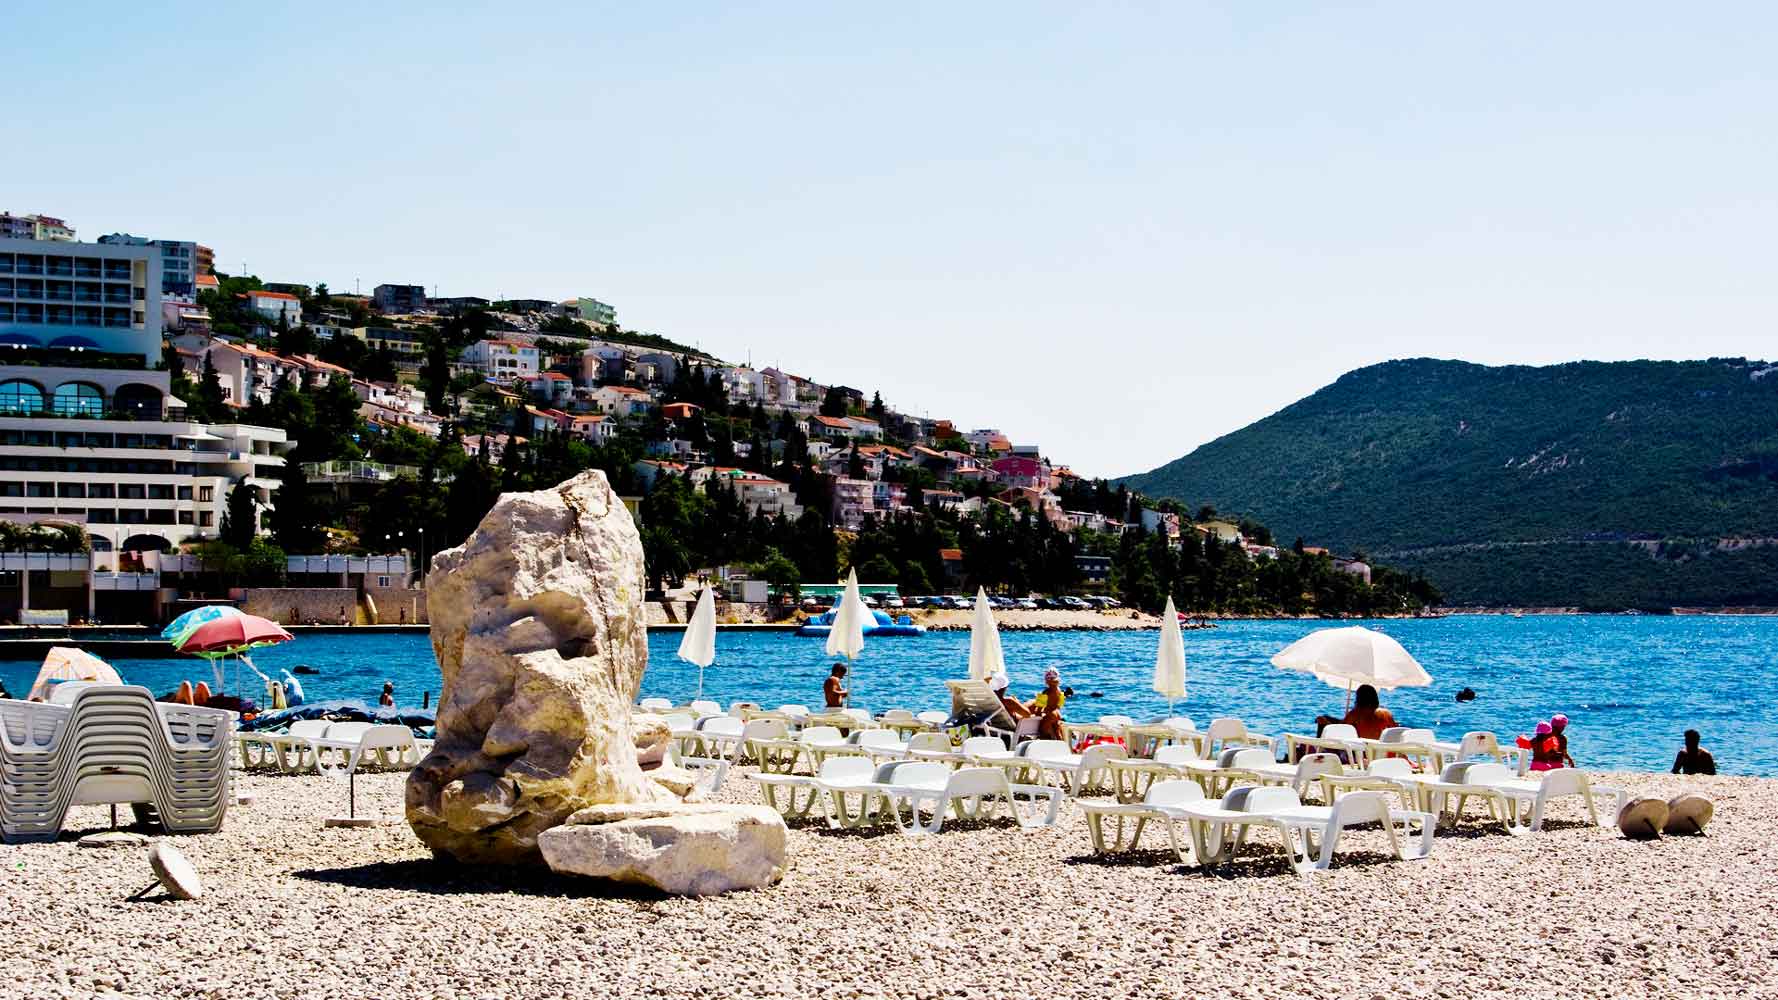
[1270,625,1432,706]
[826,567,869,661]
[1153,596,1186,711]
[967,586,1005,681]
[677,584,718,700]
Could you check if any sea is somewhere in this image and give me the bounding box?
[2,614,1771,776]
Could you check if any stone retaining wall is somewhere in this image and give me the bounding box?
[241,588,357,625]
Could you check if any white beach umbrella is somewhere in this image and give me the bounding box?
[1153,596,1186,711]
[677,584,718,700]
[826,568,870,664]
[967,586,1005,682]
[1270,625,1432,704]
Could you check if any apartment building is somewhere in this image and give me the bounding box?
[0,213,75,242]
[0,366,294,551]
[372,283,428,314]
[0,239,162,361]
[96,235,214,299]
[463,339,541,377]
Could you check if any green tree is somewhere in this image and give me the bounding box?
[268,461,327,553]
[220,482,259,549]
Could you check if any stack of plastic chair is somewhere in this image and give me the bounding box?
[0,685,234,843]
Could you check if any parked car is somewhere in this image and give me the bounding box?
[861,595,881,608]
[882,596,905,609]
[1015,598,1039,610]
[1059,596,1090,609]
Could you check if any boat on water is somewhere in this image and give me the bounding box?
[796,609,926,637]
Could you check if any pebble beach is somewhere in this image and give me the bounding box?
[4,768,1772,1000]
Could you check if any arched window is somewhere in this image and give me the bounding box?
[0,380,45,414]
[112,383,164,420]
[51,382,105,417]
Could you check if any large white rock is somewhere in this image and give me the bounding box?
[538,803,788,896]
[406,471,670,865]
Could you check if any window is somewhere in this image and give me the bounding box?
[0,380,44,415]
[177,486,192,500]
[198,512,213,527]
[198,486,214,502]
[377,576,391,587]
[51,382,104,417]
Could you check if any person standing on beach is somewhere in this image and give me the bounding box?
[824,664,848,707]
[1673,729,1716,775]
[379,681,395,708]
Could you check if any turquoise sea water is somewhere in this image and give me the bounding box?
[2,615,1772,776]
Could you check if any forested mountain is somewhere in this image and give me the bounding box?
[1121,358,1778,607]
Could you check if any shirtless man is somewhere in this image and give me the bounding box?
[1672,729,1717,775]
[823,664,848,708]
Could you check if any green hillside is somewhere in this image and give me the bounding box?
[1121,358,1778,607]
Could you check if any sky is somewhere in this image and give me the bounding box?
[11,3,1778,477]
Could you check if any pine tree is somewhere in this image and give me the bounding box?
[220,482,259,549]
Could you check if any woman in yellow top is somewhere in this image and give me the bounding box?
[1027,668,1066,741]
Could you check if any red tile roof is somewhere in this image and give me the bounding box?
[246,290,298,301]
[939,548,963,561]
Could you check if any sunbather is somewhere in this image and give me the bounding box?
[991,673,1031,723]
[1028,668,1065,741]
[1673,729,1716,775]
[824,664,849,708]
[1313,683,1396,740]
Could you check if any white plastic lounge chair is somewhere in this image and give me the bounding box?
[875,762,1062,836]
[751,755,872,820]
[1414,762,1627,834]
[690,715,746,762]
[638,697,673,713]
[942,680,1021,742]
[1123,716,1204,757]
[1063,715,1134,745]
[1180,746,1275,797]
[1106,744,1201,802]
[739,719,796,773]
[1262,788,1436,874]
[687,700,723,718]
[316,724,415,822]
[915,710,949,729]
[1021,740,1129,796]
[903,731,961,764]
[1,686,234,842]
[848,728,910,763]
[1284,723,1362,764]
[1316,756,1424,810]
[1077,778,1205,858]
[876,709,929,738]
[1245,751,1346,800]
[1202,717,1276,760]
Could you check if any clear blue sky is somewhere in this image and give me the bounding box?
[13,4,1777,477]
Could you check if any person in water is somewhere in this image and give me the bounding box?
[379,681,395,708]
[1315,683,1396,740]
[1028,668,1066,741]
[1673,729,1716,775]
[823,664,848,708]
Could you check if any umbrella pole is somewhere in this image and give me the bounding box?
[1345,678,1354,712]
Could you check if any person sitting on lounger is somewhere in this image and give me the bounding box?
[1028,668,1066,741]
[991,673,1031,723]
[823,664,849,707]
[1314,683,1396,740]
[1673,729,1717,775]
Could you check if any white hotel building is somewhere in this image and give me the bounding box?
[0,239,294,553]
